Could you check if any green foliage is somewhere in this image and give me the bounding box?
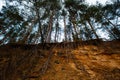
[0,0,120,44]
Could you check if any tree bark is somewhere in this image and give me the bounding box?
[104,25,118,39]
[87,21,99,39]
[46,11,54,43]
[72,17,79,41]
[64,15,67,42]
[84,24,92,40]
[35,6,44,43]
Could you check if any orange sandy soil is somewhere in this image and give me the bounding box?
[0,41,120,80]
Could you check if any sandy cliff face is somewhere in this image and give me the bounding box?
[0,41,120,80]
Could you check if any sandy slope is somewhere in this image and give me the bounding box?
[0,41,120,80]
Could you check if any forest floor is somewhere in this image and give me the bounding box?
[0,40,120,80]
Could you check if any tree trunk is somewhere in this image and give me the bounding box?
[104,25,118,39]
[54,16,59,42]
[36,7,44,43]
[84,24,92,40]
[87,21,99,39]
[54,26,57,42]
[72,17,79,41]
[64,15,67,42]
[100,13,119,39]
[46,11,54,43]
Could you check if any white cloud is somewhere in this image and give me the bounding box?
[85,0,111,5]
[0,0,5,10]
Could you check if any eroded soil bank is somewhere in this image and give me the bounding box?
[0,40,120,80]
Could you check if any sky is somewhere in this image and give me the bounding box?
[0,0,5,10]
[85,0,110,5]
[0,0,111,10]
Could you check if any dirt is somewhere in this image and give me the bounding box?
[0,41,120,80]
